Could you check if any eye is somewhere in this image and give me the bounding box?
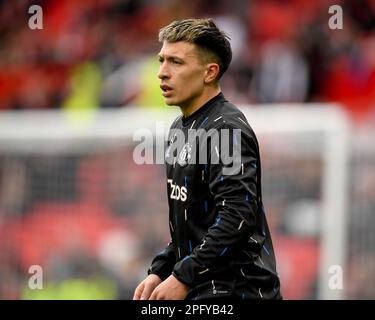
[172,59,182,65]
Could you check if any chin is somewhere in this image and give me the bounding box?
[164,98,178,106]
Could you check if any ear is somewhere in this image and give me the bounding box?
[204,63,220,84]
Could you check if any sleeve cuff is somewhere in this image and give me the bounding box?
[148,260,173,281]
[172,256,204,287]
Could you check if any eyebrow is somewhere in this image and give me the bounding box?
[158,54,184,61]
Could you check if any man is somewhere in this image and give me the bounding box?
[133,18,281,300]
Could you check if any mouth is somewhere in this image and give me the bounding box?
[160,84,173,98]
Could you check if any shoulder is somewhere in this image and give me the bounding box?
[169,114,183,129]
[207,100,262,156]
[209,99,256,136]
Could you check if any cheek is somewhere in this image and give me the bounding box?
[177,70,205,95]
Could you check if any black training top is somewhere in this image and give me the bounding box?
[148,92,282,300]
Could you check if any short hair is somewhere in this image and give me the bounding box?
[158,18,232,79]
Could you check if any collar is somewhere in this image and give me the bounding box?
[181,92,224,127]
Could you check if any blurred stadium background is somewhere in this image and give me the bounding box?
[0,0,374,299]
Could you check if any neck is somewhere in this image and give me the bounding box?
[179,86,221,117]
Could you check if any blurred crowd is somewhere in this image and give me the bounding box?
[1,133,374,299]
[0,149,170,299]
[0,0,375,122]
[1,0,375,300]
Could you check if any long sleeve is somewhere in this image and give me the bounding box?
[148,240,177,281]
[172,121,262,287]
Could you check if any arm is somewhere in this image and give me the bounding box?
[133,241,177,300]
[148,240,177,280]
[173,122,261,287]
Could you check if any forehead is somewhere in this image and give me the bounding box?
[158,41,198,59]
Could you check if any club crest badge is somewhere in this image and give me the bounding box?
[178,142,192,167]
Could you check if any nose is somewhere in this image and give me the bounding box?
[158,61,170,80]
